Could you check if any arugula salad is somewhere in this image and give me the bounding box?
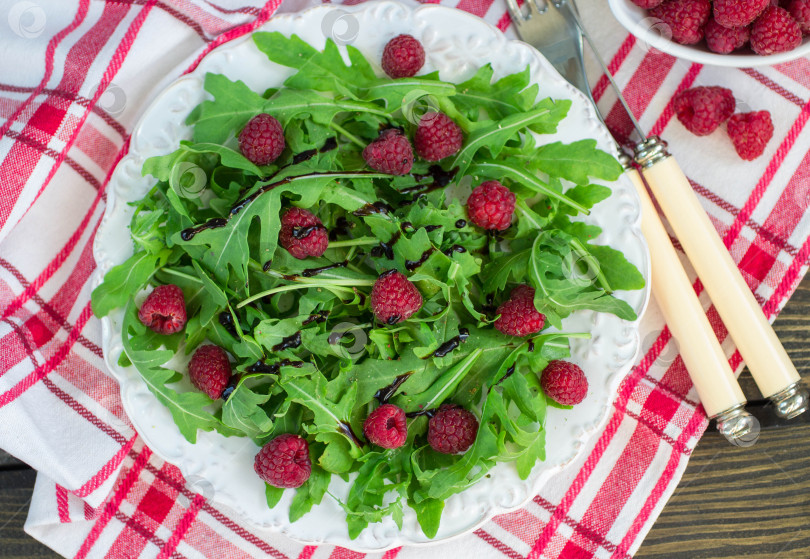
[92,31,644,539]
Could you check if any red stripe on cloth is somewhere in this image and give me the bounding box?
[41,376,128,444]
[204,0,262,16]
[526,327,673,559]
[75,446,153,559]
[328,549,365,559]
[648,63,702,137]
[56,484,70,523]
[201,505,290,559]
[381,548,402,559]
[183,0,284,74]
[74,436,138,499]
[156,494,206,559]
[84,501,96,521]
[592,34,636,103]
[0,0,90,139]
[474,528,523,559]
[764,232,810,317]
[611,408,707,558]
[0,302,92,408]
[740,68,804,107]
[495,11,512,32]
[297,546,317,559]
[723,99,810,249]
[454,0,495,17]
[532,497,629,558]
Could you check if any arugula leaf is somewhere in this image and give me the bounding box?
[92,250,170,318]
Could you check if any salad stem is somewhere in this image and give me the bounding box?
[160,267,203,284]
[329,121,366,148]
[237,283,358,308]
[328,237,379,248]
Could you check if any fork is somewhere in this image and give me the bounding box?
[506,0,758,442]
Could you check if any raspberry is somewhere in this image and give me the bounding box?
[466,180,515,231]
[704,17,750,54]
[713,0,768,27]
[414,112,463,161]
[649,0,711,45]
[630,0,664,7]
[788,0,810,32]
[278,207,328,260]
[138,284,187,335]
[540,360,589,406]
[672,86,735,136]
[370,270,423,324]
[381,34,425,79]
[239,114,285,165]
[495,286,545,337]
[428,404,478,454]
[188,345,232,399]
[254,434,311,489]
[363,404,407,449]
[751,6,803,54]
[727,111,774,161]
[362,129,413,175]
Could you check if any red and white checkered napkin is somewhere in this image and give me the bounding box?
[3,0,809,556]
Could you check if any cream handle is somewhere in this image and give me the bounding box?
[641,156,800,398]
[626,168,744,417]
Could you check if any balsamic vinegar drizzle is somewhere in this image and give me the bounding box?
[338,422,364,447]
[374,373,413,404]
[429,328,470,358]
[181,218,227,241]
[221,375,241,401]
[405,247,436,271]
[272,331,302,352]
[246,358,304,375]
[442,244,467,257]
[292,224,325,239]
[455,219,467,228]
[495,364,517,386]
[301,260,348,278]
[218,311,238,338]
[302,310,330,325]
[370,231,401,259]
[352,201,394,217]
[405,408,437,418]
[329,216,353,240]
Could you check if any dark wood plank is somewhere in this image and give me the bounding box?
[2,284,810,558]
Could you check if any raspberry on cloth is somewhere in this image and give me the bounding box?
[4,1,810,558]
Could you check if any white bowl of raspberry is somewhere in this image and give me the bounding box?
[608,0,810,67]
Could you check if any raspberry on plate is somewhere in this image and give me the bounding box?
[540,360,588,406]
[704,17,750,54]
[254,434,311,489]
[381,34,425,79]
[630,0,664,8]
[672,86,735,136]
[362,128,414,175]
[466,180,515,231]
[788,0,810,33]
[495,285,545,337]
[428,404,479,455]
[364,404,407,449]
[414,112,463,161]
[649,0,711,45]
[370,270,423,324]
[713,0,768,28]
[751,6,803,54]
[239,113,285,165]
[727,111,774,161]
[188,345,232,399]
[278,207,328,260]
[138,284,187,335]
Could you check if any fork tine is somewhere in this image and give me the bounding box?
[505,0,525,24]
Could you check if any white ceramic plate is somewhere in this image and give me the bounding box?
[608,0,810,67]
[93,1,650,551]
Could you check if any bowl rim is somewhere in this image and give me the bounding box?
[608,0,810,68]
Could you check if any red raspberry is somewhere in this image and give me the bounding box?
[630,0,664,7]
[363,404,407,449]
[751,6,803,54]
[727,111,774,161]
[466,180,515,231]
[672,86,735,136]
[188,345,232,399]
[713,0,768,27]
[649,0,711,45]
[370,270,423,324]
[138,284,187,335]
[414,112,463,161]
[239,114,285,165]
[362,129,413,175]
[704,17,750,54]
[495,285,546,337]
[540,360,588,406]
[381,34,425,79]
[428,404,478,454]
[788,0,810,32]
[278,207,328,260]
[254,434,311,489]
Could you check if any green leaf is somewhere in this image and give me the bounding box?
[531,140,623,185]
[91,250,169,317]
[265,484,285,508]
[289,464,331,522]
[412,498,444,539]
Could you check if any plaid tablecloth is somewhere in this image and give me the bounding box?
[2,0,809,557]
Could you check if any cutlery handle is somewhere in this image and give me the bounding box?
[636,141,807,418]
[626,167,745,418]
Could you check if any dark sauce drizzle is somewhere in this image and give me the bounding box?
[292,225,325,239]
[528,340,535,352]
[405,408,438,418]
[272,331,302,352]
[455,219,467,228]
[302,310,330,325]
[442,244,467,257]
[405,247,436,271]
[329,216,353,240]
[246,358,304,375]
[338,422,364,447]
[429,328,470,359]
[495,364,517,386]
[352,201,393,217]
[262,260,273,272]
[221,375,241,401]
[370,231,401,260]
[374,373,413,404]
[218,311,238,338]
[301,260,348,278]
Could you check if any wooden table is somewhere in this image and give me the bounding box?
[2,285,809,558]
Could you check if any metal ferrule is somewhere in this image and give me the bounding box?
[769,381,809,420]
[616,148,633,170]
[713,403,758,447]
[633,136,671,168]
